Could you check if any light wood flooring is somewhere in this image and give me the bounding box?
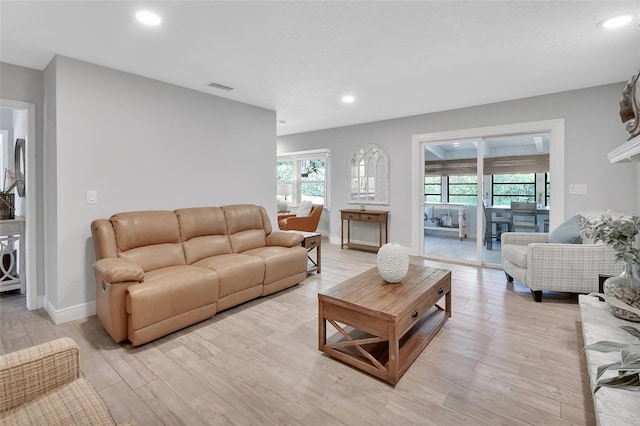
[0,241,594,425]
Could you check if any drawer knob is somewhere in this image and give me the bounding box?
[412,310,419,319]
[438,288,444,295]
[367,216,372,220]
[310,241,316,245]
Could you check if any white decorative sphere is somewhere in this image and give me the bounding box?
[377,243,409,283]
[277,200,288,213]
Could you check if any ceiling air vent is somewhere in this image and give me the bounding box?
[207,82,234,91]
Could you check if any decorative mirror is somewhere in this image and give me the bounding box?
[14,138,25,197]
[349,144,389,204]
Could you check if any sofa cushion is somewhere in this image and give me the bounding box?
[176,207,233,263]
[296,200,313,217]
[243,246,308,285]
[126,266,219,330]
[222,205,268,253]
[193,254,264,298]
[548,214,583,244]
[111,211,185,272]
[502,244,528,269]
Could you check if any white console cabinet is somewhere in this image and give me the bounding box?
[424,202,467,241]
[0,218,25,293]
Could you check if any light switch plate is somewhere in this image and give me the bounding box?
[86,190,97,204]
[569,184,587,195]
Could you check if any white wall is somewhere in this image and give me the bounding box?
[43,56,276,321]
[278,83,639,249]
[0,62,45,297]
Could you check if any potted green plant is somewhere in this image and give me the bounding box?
[581,211,640,321]
[0,169,21,220]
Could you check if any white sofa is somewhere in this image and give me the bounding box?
[501,212,624,302]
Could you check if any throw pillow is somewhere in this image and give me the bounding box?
[548,214,583,244]
[296,200,313,217]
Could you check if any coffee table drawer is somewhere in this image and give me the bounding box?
[397,282,449,337]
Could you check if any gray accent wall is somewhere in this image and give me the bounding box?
[278,83,639,249]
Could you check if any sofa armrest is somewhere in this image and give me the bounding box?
[501,232,549,246]
[0,337,79,412]
[277,214,296,221]
[525,242,620,291]
[93,258,144,283]
[266,231,304,247]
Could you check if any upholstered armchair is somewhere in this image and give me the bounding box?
[502,213,623,302]
[0,338,121,425]
[278,205,323,232]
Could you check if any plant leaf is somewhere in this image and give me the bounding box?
[597,362,621,379]
[584,341,629,353]
[621,346,640,367]
[620,326,640,340]
[595,372,640,393]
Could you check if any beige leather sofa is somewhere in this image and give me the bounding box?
[91,204,308,346]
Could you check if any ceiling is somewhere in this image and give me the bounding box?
[1,1,639,136]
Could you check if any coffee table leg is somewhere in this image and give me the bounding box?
[446,289,452,318]
[318,299,326,351]
[389,323,399,384]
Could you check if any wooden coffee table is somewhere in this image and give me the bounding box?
[318,264,451,385]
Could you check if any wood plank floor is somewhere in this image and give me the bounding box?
[0,241,595,425]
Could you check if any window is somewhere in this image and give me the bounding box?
[277,150,330,206]
[492,173,536,205]
[424,176,441,202]
[349,144,389,204]
[448,175,477,205]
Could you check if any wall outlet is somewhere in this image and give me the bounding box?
[86,190,97,204]
[569,184,587,195]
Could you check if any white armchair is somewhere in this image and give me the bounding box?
[501,231,622,302]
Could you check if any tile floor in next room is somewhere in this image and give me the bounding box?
[0,240,594,425]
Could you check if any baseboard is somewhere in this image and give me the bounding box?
[44,298,96,325]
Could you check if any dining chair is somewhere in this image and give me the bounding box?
[483,200,511,248]
[510,201,538,232]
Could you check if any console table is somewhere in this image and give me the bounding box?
[0,217,25,293]
[340,209,388,253]
[579,295,640,425]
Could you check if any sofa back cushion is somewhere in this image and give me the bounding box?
[222,204,270,253]
[175,207,233,264]
[110,211,185,272]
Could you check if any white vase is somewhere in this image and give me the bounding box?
[377,243,409,283]
[277,200,288,213]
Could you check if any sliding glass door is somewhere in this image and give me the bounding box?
[423,140,480,263]
[421,133,551,266]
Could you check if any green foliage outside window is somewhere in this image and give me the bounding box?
[448,175,477,205]
[277,161,293,182]
[493,173,535,205]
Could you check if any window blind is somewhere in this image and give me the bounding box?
[425,154,549,176]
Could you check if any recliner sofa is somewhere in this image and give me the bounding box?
[91,204,308,346]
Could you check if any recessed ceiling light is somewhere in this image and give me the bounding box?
[598,14,634,30]
[342,95,355,104]
[278,120,286,126]
[136,10,162,26]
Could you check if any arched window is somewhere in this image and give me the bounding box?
[349,144,389,204]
